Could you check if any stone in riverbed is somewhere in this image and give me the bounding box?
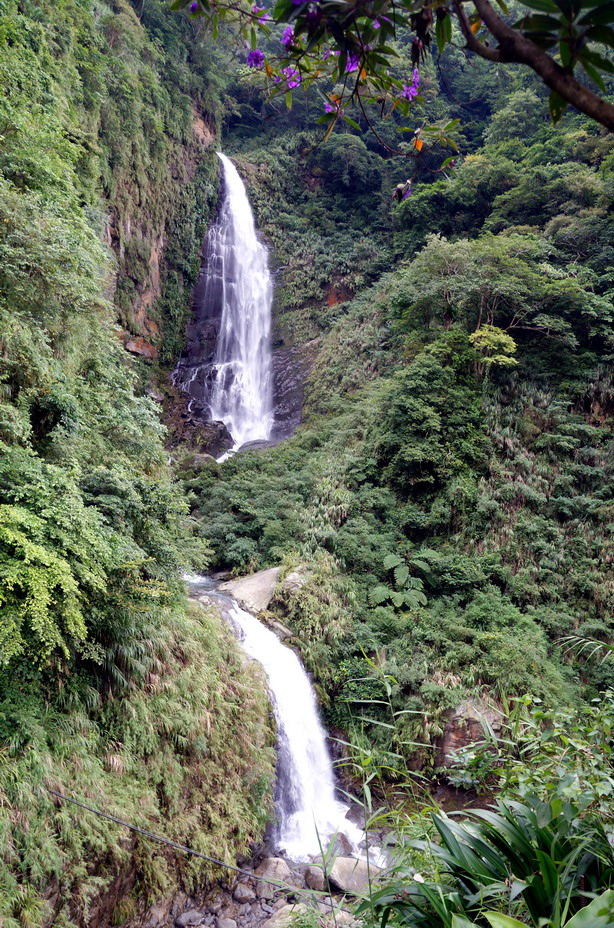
[175,910,205,927]
[216,919,237,928]
[260,904,309,928]
[328,858,381,895]
[233,882,256,904]
[305,865,326,892]
[219,567,281,613]
[255,856,293,899]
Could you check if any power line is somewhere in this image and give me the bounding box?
[45,788,350,909]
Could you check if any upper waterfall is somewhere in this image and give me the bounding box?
[173,152,274,451]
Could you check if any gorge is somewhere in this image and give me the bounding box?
[0,0,613,925]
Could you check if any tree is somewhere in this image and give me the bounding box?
[175,0,614,133]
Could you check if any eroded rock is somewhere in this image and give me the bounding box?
[305,865,326,892]
[220,568,281,614]
[328,858,381,895]
[254,856,293,900]
[439,699,503,766]
[233,883,256,904]
[176,910,205,927]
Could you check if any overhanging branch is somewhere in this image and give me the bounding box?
[455,0,614,131]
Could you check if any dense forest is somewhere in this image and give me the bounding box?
[0,0,613,925]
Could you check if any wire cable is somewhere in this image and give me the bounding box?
[45,787,351,909]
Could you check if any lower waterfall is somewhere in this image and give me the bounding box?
[186,575,375,863]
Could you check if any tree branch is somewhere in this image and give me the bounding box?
[467,0,614,131]
[451,0,502,62]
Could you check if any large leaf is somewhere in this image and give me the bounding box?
[565,890,614,926]
[484,916,526,928]
[394,564,409,588]
[578,1,614,26]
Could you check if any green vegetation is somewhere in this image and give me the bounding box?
[1,0,613,922]
[187,62,614,770]
[0,1,273,922]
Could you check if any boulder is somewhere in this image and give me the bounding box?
[260,904,309,928]
[318,904,354,927]
[439,699,503,767]
[328,858,381,895]
[175,910,205,927]
[220,567,281,614]
[233,883,256,904]
[254,856,294,900]
[216,919,237,928]
[265,619,293,640]
[305,865,326,892]
[124,336,158,360]
[143,904,170,928]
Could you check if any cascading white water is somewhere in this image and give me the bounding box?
[208,153,274,448]
[172,152,274,453]
[227,600,367,861]
[185,575,371,863]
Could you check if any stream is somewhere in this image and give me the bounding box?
[177,154,380,866]
[186,574,379,865]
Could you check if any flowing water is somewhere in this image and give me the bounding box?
[186,575,372,862]
[173,152,274,451]
[179,156,379,862]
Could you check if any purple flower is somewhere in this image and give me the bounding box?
[346,51,360,73]
[252,4,268,21]
[247,48,265,69]
[189,1,198,10]
[401,67,420,100]
[372,18,381,29]
[324,100,340,113]
[282,25,295,49]
[281,65,301,88]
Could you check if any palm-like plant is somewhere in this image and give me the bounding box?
[360,796,613,928]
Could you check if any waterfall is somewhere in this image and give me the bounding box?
[174,152,274,451]
[186,575,372,863]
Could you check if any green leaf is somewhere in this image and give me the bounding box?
[394,564,409,588]
[383,553,403,570]
[341,114,362,131]
[484,915,527,928]
[285,91,292,109]
[370,585,391,606]
[517,12,564,30]
[578,1,614,26]
[549,88,568,122]
[585,24,614,46]
[581,48,614,73]
[581,59,607,90]
[451,917,480,928]
[565,890,614,926]
[435,14,452,54]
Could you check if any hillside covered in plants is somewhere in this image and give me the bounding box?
[0,0,613,925]
[188,49,614,765]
